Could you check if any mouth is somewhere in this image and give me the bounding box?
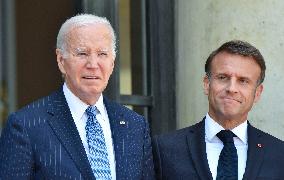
[223,97,242,104]
[82,75,101,80]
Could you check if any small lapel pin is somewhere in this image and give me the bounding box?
[257,143,262,148]
[120,120,126,125]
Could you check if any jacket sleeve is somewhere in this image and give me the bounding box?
[0,113,34,179]
[142,118,155,180]
[152,135,162,180]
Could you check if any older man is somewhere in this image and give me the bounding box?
[0,14,154,179]
[153,40,284,180]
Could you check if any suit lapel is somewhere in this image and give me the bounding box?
[104,97,128,179]
[242,123,265,180]
[186,119,213,180]
[47,89,95,180]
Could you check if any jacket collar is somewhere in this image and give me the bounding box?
[189,119,265,180]
[47,88,95,180]
[186,118,213,180]
[103,97,130,179]
[242,123,265,180]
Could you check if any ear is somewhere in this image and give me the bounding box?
[203,75,210,95]
[254,84,263,103]
[56,49,66,74]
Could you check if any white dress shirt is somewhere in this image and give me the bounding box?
[205,113,248,180]
[63,83,116,179]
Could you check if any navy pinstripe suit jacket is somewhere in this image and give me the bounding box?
[0,87,155,180]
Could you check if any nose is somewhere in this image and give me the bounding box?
[86,54,99,68]
[226,79,238,94]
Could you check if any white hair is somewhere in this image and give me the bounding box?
[56,13,117,58]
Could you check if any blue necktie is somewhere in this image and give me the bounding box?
[85,106,112,179]
[216,130,238,180]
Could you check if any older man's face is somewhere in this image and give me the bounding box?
[56,24,114,105]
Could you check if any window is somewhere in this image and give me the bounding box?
[0,0,16,131]
[83,0,176,135]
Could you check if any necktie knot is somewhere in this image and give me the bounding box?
[86,106,97,117]
[217,130,236,144]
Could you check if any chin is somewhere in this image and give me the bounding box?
[221,113,239,120]
[88,89,103,95]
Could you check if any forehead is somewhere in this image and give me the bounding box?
[66,24,112,48]
[211,52,261,78]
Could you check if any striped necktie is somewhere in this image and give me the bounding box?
[85,106,112,179]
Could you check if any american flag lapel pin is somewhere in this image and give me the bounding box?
[120,120,126,125]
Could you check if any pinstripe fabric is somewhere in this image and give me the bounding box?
[0,88,155,179]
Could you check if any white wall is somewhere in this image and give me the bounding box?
[176,0,284,140]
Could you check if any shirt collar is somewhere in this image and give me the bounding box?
[231,120,248,145]
[205,113,248,145]
[93,94,106,119]
[63,83,104,120]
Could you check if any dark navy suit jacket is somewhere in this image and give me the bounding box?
[153,119,284,180]
[0,88,155,179]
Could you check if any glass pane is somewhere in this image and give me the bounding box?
[119,0,132,95]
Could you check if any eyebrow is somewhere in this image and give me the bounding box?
[97,48,109,52]
[71,47,111,55]
[214,72,252,80]
[73,47,87,52]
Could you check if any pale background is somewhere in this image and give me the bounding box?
[176,0,284,140]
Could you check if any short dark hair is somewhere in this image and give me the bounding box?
[205,40,266,84]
